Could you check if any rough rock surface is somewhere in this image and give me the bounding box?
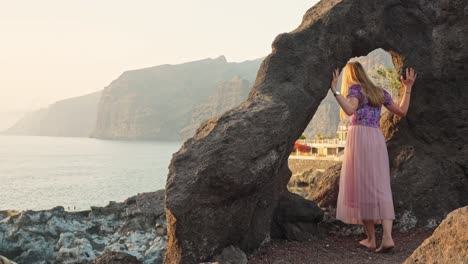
[287,158,339,179]
[306,163,342,208]
[0,190,166,264]
[289,169,323,188]
[207,245,248,264]
[165,0,468,262]
[92,251,142,264]
[271,192,324,241]
[404,206,468,264]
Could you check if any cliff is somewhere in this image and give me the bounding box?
[90,56,263,141]
[302,92,340,138]
[1,109,48,136]
[3,91,102,137]
[179,75,251,141]
[351,48,394,70]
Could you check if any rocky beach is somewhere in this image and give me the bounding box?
[0,191,167,264]
[1,191,466,263]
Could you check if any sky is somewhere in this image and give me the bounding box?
[0,0,319,116]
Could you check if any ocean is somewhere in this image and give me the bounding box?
[0,135,182,211]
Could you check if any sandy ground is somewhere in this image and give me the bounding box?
[247,228,435,264]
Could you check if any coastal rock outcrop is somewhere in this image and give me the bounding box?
[0,190,166,264]
[287,159,340,196]
[165,0,468,262]
[404,206,468,264]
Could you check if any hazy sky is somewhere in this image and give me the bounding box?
[0,0,319,114]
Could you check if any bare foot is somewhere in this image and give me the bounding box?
[359,238,376,250]
[376,237,395,253]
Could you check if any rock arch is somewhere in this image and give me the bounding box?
[165,0,468,262]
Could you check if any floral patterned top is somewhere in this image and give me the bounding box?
[346,84,394,128]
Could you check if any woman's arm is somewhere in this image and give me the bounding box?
[336,93,359,115]
[386,67,417,117]
[330,68,359,115]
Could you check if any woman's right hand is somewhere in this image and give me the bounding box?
[331,68,340,93]
[400,67,417,91]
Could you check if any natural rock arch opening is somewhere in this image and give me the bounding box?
[288,48,401,198]
[164,0,468,263]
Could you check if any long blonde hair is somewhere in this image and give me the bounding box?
[339,61,385,120]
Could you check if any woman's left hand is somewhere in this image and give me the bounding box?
[331,68,340,93]
[400,67,417,89]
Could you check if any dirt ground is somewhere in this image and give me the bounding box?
[247,228,435,264]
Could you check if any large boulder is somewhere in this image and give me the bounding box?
[204,245,248,264]
[165,0,468,262]
[306,163,341,208]
[404,206,468,264]
[271,192,324,241]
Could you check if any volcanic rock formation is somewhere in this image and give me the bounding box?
[165,0,468,262]
[404,206,468,264]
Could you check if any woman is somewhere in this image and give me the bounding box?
[329,61,416,253]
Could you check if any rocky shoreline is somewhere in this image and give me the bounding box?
[1,157,465,264]
[0,190,167,264]
[1,188,466,264]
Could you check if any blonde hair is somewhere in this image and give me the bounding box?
[339,61,385,120]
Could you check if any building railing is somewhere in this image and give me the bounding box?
[296,138,346,145]
[289,153,343,161]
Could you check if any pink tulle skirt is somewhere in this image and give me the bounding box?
[336,125,395,225]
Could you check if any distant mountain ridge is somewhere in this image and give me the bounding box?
[3,91,102,137]
[90,56,264,141]
[3,50,393,141]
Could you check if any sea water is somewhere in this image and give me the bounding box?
[0,135,182,211]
